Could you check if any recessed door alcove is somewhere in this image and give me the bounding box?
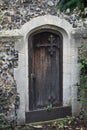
[14,15,81,124]
[26,29,71,123]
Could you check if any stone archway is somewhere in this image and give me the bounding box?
[16,15,80,124]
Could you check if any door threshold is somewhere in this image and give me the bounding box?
[26,106,72,123]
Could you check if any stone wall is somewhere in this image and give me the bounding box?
[0,15,86,124]
[71,29,87,115]
[0,0,87,125]
[0,0,87,31]
[0,0,58,30]
[0,33,22,124]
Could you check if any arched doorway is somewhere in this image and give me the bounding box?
[26,29,71,122]
[29,29,63,110]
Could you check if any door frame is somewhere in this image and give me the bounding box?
[28,29,63,111]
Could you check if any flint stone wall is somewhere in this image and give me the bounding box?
[0,0,87,123]
[0,15,87,124]
[0,0,87,31]
[0,31,22,124]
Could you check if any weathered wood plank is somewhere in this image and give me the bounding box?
[26,106,72,123]
[29,31,63,110]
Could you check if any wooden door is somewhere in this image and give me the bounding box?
[29,30,63,111]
